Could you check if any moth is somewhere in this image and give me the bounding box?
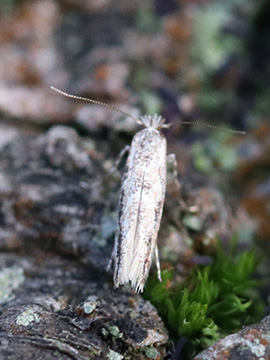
[112,114,170,293]
[51,86,245,293]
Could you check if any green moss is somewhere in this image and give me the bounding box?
[143,239,264,356]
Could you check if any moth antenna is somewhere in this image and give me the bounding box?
[50,86,138,122]
[179,121,246,135]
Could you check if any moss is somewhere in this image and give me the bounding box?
[143,239,264,357]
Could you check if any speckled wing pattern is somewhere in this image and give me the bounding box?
[113,127,167,292]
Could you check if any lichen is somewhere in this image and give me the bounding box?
[82,295,100,314]
[16,309,41,326]
[143,346,159,359]
[247,339,266,358]
[108,349,123,360]
[108,326,123,339]
[0,267,25,305]
[83,301,96,314]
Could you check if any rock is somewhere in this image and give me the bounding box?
[194,316,270,360]
[0,125,109,268]
[0,252,168,359]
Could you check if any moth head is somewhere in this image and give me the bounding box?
[138,114,170,130]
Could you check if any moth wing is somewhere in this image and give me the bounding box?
[114,129,167,292]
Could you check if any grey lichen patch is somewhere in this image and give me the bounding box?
[82,301,95,314]
[247,338,266,358]
[83,300,97,314]
[142,346,159,359]
[80,295,100,314]
[16,309,41,326]
[108,349,124,360]
[101,325,123,341]
[101,328,109,337]
[0,267,25,305]
[108,326,123,339]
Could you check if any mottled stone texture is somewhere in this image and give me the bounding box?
[195,316,270,360]
[0,126,168,359]
[0,125,111,267]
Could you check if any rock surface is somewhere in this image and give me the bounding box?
[194,316,270,360]
[0,252,168,359]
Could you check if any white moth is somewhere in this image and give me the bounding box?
[50,86,245,293]
[113,114,168,293]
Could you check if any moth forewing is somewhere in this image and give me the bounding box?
[113,126,167,292]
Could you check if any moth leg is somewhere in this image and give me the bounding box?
[115,145,130,169]
[107,236,117,271]
[155,244,162,282]
[166,153,180,190]
[166,153,187,209]
[107,145,130,175]
[107,253,113,272]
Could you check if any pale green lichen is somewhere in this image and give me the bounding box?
[108,349,123,360]
[142,346,159,359]
[108,326,123,339]
[247,339,266,358]
[16,309,41,326]
[83,295,100,314]
[0,267,25,305]
[83,301,96,314]
[101,328,108,337]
